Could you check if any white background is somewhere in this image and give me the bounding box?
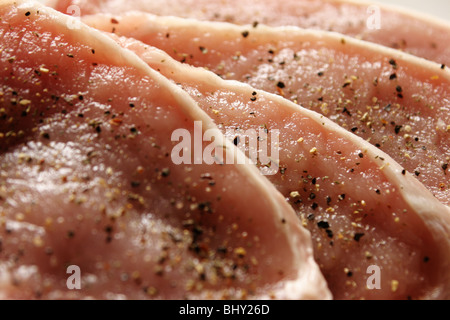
[368,0,450,21]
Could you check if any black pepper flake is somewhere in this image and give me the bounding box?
[414,171,420,176]
[198,202,212,213]
[342,107,351,116]
[105,226,113,234]
[161,168,170,177]
[131,181,141,188]
[276,81,285,89]
[42,133,50,139]
[95,126,101,133]
[402,169,406,175]
[67,230,75,238]
[424,256,430,263]
[253,21,259,28]
[201,173,213,180]
[339,194,346,201]
[307,214,315,221]
[389,73,397,80]
[309,193,316,200]
[325,229,334,238]
[384,104,392,112]
[326,196,331,205]
[130,127,138,134]
[318,71,324,77]
[358,152,364,158]
[217,246,227,254]
[241,30,249,38]
[441,64,446,70]
[67,53,74,58]
[389,59,398,69]
[394,125,402,134]
[129,103,135,108]
[317,221,330,229]
[25,11,31,16]
[346,271,353,277]
[250,96,257,101]
[233,136,240,146]
[311,203,318,210]
[351,127,358,132]
[442,163,448,174]
[375,189,381,194]
[396,85,403,93]
[311,178,317,185]
[342,82,351,88]
[354,233,365,242]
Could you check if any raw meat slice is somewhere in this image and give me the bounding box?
[111,35,450,299]
[49,0,450,65]
[0,0,330,300]
[82,13,450,206]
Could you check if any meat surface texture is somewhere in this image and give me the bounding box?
[0,0,331,300]
[82,13,450,206]
[109,35,450,300]
[49,0,450,65]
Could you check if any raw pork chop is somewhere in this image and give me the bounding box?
[49,0,450,65]
[0,0,330,300]
[82,13,450,206]
[112,35,450,299]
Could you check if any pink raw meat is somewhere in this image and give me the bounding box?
[110,34,450,299]
[0,0,329,300]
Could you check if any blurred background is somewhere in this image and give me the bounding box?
[370,0,450,21]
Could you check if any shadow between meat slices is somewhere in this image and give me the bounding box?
[108,35,450,300]
[82,13,450,206]
[0,0,330,300]
[49,0,450,65]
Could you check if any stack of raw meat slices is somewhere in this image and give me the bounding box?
[0,0,449,300]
